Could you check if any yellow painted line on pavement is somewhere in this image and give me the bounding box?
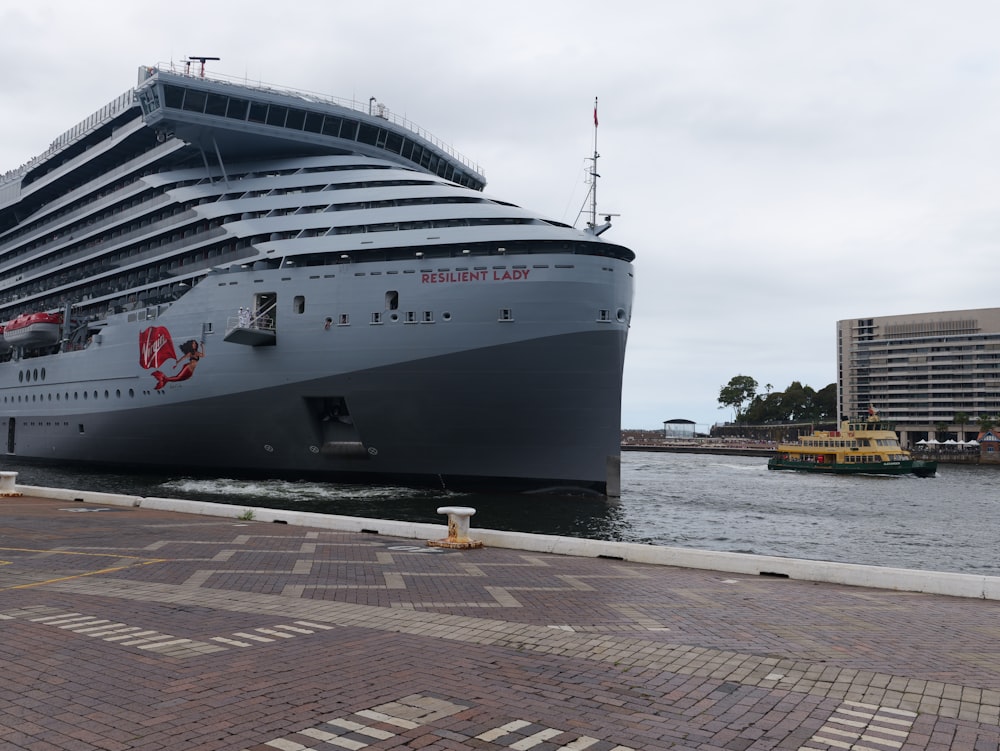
[0,547,167,591]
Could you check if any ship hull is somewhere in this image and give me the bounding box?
[1,256,630,495]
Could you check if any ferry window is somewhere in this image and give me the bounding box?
[405,311,417,323]
[423,311,434,323]
[294,296,305,314]
[339,314,350,326]
[385,291,399,310]
[499,308,514,322]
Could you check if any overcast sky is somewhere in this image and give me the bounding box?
[3,1,1000,429]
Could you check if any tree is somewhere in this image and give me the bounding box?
[955,412,970,442]
[979,414,996,433]
[718,375,758,422]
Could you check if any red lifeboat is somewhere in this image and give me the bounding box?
[3,312,64,348]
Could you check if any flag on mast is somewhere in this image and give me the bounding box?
[593,97,599,127]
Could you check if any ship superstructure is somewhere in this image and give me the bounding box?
[0,62,635,495]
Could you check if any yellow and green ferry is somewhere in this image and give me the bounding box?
[767,414,937,477]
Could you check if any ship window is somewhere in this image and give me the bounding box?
[285,108,306,130]
[358,123,379,146]
[205,93,228,117]
[384,132,403,154]
[442,312,452,321]
[163,85,184,109]
[182,89,207,113]
[248,102,268,123]
[405,311,417,323]
[385,291,399,310]
[499,308,514,322]
[341,119,359,140]
[266,105,288,127]
[33,369,38,381]
[226,98,249,119]
[339,314,349,326]
[294,295,305,314]
[422,311,434,323]
[322,116,343,137]
[303,112,324,133]
[78,424,84,434]
[371,312,382,324]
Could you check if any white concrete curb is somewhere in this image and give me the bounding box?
[19,484,1000,601]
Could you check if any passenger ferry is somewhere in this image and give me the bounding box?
[768,411,937,477]
[0,60,635,496]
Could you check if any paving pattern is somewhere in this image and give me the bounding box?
[1,495,999,750]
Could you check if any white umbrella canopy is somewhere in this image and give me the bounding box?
[916,439,928,444]
[968,439,980,446]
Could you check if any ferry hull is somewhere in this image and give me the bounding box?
[767,458,937,478]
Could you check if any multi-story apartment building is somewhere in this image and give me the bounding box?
[837,308,1000,446]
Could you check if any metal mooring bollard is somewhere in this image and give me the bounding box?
[0,471,22,497]
[428,505,483,549]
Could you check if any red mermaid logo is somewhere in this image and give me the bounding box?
[139,327,205,390]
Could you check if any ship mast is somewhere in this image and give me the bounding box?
[579,97,615,236]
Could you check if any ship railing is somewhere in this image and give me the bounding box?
[225,315,275,335]
[149,62,484,178]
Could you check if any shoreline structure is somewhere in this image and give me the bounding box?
[13,480,1000,602]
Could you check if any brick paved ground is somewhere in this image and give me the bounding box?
[1,494,999,750]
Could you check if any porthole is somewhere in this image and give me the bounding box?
[116,389,121,398]
[40,368,45,380]
[129,389,135,397]
[442,312,451,321]
[616,308,627,322]
[33,368,38,381]
[104,390,110,399]
[83,391,88,400]
[18,371,23,383]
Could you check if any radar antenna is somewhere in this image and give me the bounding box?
[185,56,221,78]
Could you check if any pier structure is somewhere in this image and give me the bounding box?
[1,488,998,749]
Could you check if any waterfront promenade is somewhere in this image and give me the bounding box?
[2,491,999,750]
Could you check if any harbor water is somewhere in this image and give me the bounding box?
[2,451,996,577]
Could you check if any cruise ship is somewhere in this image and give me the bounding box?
[0,61,635,496]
